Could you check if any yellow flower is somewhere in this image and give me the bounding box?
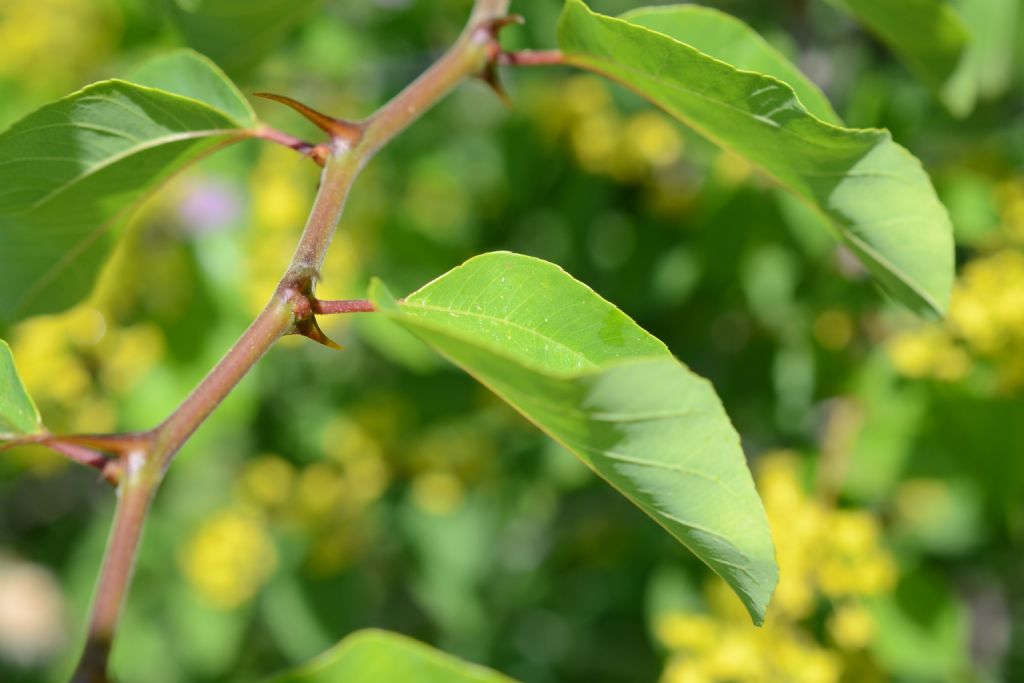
[240,455,296,509]
[827,601,876,650]
[624,111,683,169]
[886,328,971,381]
[98,324,164,393]
[655,613,718,652]
[830,511,880,557]
[813,309,855,350]
[0,0,116,87]
[180,506,278,609]
[703,631,764,679]
[8,307,164,436]
[661,657,712,683]
[295,463,345,521]
[571,111,621,175]
[563,76,614,118]
[775,637,842,683]
[410,471,465,516]
[950,249,1024,361]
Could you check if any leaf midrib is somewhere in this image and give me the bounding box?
[17,129,244,213]
[400,300,606,371]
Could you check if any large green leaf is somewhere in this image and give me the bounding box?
[0,50,256,327]
[621,6,841,124]
[558,0,955,318]
[821,0,971,114]
[370,252,778,624]
[168,0,323,76]
[0,340,42,439]
[266,629,515,683]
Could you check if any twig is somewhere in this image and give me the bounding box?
[69,1,514,680]
[313,299,376,315]
[498,49,565,67]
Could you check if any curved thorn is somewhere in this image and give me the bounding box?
[294,317,342,350]
[480,63,512,108]
[253,92,362,144]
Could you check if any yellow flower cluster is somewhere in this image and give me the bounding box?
[885,177,1024,387]
[405,421,495,516]
[886,326,972,382]
[533,76,684,183]
[656,452,897,683]
[179,506,278,609]
[658,611,839,683]
[0,0,116,90]
[8,307,163,469]
[887,248,1024,387]
[760,455,896,616]
[246,147,360,317]
[949,249,1024,384]
[180,416,393,605]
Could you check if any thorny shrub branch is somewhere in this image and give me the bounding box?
[67,1,513,680]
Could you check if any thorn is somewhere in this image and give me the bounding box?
[308,144,331,166]
[480,62,512,108]
[484,14,525,34]
[100,459,123,487]
[294,317,342,350]
[254,93,362,144]
[475,15,524,108]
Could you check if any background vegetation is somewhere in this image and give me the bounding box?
[0,0,1021,681]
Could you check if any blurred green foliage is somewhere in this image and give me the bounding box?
[0,1,1022,682]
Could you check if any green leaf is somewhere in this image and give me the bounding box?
[557,0,955,317]
[265,629,516,683]
[370,252,778,624]
[821,0,971,114]
[0,340,43,439]
[0,50,256,327]
[168,0,323,77]
[941,0,1019,115]
[621,5,841,125]
[129,49,257,127]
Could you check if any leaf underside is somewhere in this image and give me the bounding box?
[0,50,254,328]
[622,5,842,125]
[558,0,955,318]
[371,252,778,624]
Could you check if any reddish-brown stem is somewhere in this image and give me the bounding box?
[498,49,565,67]
[288,154,362,275]
[150,297,294,468]
[250,125,319,157]
[359,2,510,157]
[71,462,152,683]
[69,1,511,680]
[47,442,121,485]
[313,299,376,315]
